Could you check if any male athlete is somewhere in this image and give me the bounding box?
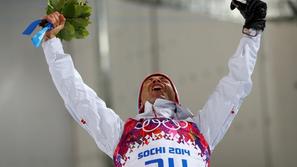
[41,0,267,166]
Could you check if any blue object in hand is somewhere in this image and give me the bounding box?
[22,19,53,48]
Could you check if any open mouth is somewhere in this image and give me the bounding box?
[152,85,163,91]
[150,84,167,99]
[153,87,162,91]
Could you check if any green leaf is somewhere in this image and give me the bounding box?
[62,2,76,18]
[57,21,75,41]
[66,0,79,4]
[48,0,65,11]
[68,18,90,28]
[75,27,89,39]
[46,0,92,41]
[48,0,59,8]
[46,5,55,14]
[74,4,92,17]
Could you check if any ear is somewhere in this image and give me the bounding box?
[139,103,145,113]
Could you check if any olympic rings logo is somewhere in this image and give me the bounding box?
[135,119,188,132]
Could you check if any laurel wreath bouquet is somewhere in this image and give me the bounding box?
[46,0,92,41]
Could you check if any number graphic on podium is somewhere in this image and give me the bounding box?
[145,158,188,167]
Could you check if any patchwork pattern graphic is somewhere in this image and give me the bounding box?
[113,118,211,167]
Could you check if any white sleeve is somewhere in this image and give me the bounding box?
[193,34,261,151]
[42,38,124,158]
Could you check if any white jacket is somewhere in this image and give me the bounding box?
[42,34,261,158]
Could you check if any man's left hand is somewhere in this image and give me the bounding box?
[231,0,267,31]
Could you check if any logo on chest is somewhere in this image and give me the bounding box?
[113,118,210,167]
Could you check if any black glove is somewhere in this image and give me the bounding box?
[231,0,267,31]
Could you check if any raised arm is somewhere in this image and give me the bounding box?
[193,0,267,151]
[42,12,124,158]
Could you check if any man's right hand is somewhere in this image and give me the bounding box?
[43,12,66,41]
